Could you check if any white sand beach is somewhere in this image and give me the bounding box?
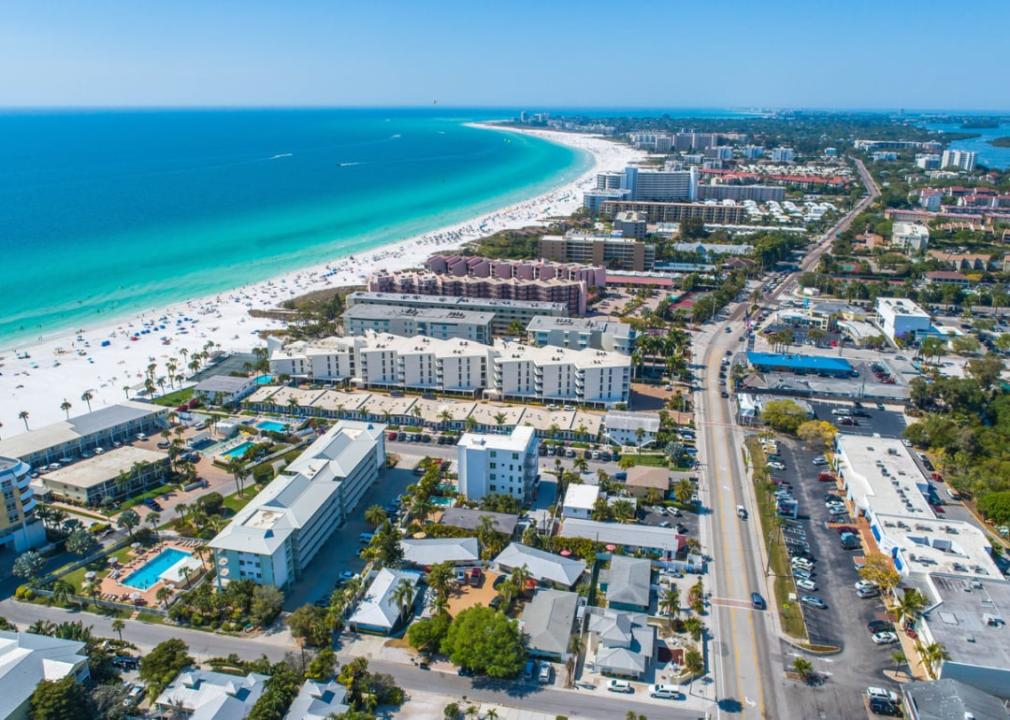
[0,125,643,437]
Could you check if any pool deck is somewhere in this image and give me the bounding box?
[97,539,209,608]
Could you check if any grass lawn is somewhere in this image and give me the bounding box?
[152,387,196,408]
[108,483,180,515]
[222,488,259,514]
[745,437,808,642]
[60,544,137,593]
[619,453,670,469]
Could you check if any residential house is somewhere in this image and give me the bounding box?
[0,632,90,720]
[587,609,656,680]
[400,537,480,568]
[284,680,350,720]
[520,589,579,660]
[347,568,422,634]
[154,668,267,720]
[493,543,586,589]
[561,484,601,520]
[601,556,653,612]
[622,466,671,499]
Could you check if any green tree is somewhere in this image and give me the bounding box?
[65,527,97,557]
[364,505,387,528]
[13,550,45,583]
[440,605,526,678]
[791,656,814,683]
[919,642,950,679]
[139,639,193,699]
[659,586,679,622]
[684,646,704,678]
[406,611,451,654]
[305,647,337,681]
[796,420,837,450]
[674,478,694,505]
[111,618,125,642]
[248,661,301,720]
[29,675,94,720]
[250,585,284,627]
[116,509,141,539]
[287,604,331,648]
[761,400,808,434]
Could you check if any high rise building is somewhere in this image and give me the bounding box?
[941,150,977,172]
[457,426,538,502]
[771,147,795,163]
[539,232,655,271]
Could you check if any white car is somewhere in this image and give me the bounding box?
[812,456,828,466]
[866,687,899,703]
[648,684,682,700]
[871,631,898,645]
[855,580,877,592]
[796,578,817,591]
[767,461,786,471]
[607,679,634,693]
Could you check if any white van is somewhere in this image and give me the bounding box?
[648,684,682,699]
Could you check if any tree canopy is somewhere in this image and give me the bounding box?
[761,399,808,434]
[440,606,526,678]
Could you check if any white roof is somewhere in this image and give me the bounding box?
[876,297,930,318]
[0,632,87,720]
[563,484,601,512]
[458,425,535,452]
[493,340,630,371]
[156,668,267,720]
[604,411,660,434]
[42,446,167,490]
[348,568,422,630]
[561,518,682,553]
[284,680,349,720]
[493,543,586,587]
[836,435,934,518]
[400,537,479,566]
[876,514,1000,579]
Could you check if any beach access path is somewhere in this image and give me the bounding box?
[0,126,643,436]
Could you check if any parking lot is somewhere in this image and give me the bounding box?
[771,438,898,720]
[807,400,908,439]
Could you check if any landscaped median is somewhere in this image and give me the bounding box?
[743,436,809,643]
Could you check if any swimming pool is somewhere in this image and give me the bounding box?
[122,548,192,590]
[431,496,455,507]
[254,375,273,385]
[257,420,288,433]
[223,441,255,459]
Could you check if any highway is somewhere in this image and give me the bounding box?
[695,158,879,718]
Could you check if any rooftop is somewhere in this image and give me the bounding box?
[347,291,567,313]
[284,680,350,720]
[604,556,652,607]
[0,631,88,720]
[563,484,601,512]
[348,568,421,631]
[604,411,661,434]
[400,537,480,566]
[193,375,253,394]
[155,667,267,720]
[520,589,578,656]
[877,297,930,318]
[494,543,586,587]
[903,678,1009,720]
[875,514,999,579]
[837,435,934,518]
[42,446,168,490]
[526,316,632,337]
[560,518,682,553]
[917,574,1010,672]
[623,466,671,491]
[493,340,631,370]
[458,425,536,452]
[438,508,518,536]
[343,303,495,324]
[747,351,854,374]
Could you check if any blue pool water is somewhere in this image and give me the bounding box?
[223,440,255,459]
[254,375,274,385]
[257,420,288,433]
[431,496,455,507]
[122,548,191,590]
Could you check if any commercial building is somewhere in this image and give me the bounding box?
[193,375,257,405]
[0,457,43,552]
[285,680,350,720]
[342,304,493,344]
[672,241,754,258]
[696,184,785,202]
[560,518,682,560]
[871,513,1000,579]
[39,446,170,507]
[875,297,932,343]
[902,678,1010,720]
[526,316,635,354]
[347,568,422,634]
[457,426,538,502]
[493,542,586,589]
[370,267,591,316]
[587,608,656,680]
[0,631,90,720]
[345,291,566,336]
[601,556,652,611]
[0,401,169,469]
[209,420,385,590]
[154,668,267,720]
[891,222,930,252]
[613,210,648,239]
[520,589,579,660]
[599,200,748,225]
[746,351,856,377]
[603,411,660,448]
[539,233,655,271]
[942,149,977,172]
[561,483,601,519]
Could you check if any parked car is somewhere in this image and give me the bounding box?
[767,461,786,470]
[871,631,898,645]
[812,456,829,466]
[796,578,817,592]
[523,660,536,681]
[867,620,894,635]
[468,567,482,587]
[857,586,880,599]
[801,595,827,609]
[648,684,683,700]
[538,662,553,684]
[606,679,633,693]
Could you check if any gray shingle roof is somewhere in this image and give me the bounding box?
[903,679,1009,720]
[400,537,479,566]
[604,556,652,607]
[494,543,586,587]
[520,589,578,656]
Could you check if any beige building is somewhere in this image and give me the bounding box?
[539,233,655,271]
[623,466,671,498]
[41,446,170,507]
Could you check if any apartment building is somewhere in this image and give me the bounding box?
[342,304,492,344]
[491,341,631,406]
[345,291,566,336]
[526,316,635,354]
[599,200,748,225]
[39,446,170,507]
[771,147,795,163]
[539,233,655,271]
[0,457,44,552]
[696,183,785,202]
[941,149,977,172]
[457,425,538,502]
[209,420,385,590]
[369,268,591,316]
[583,166,699,212]
[613,210,648,239]
[891,222,930,252]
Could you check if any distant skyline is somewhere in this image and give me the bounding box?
[2,0,1009,111]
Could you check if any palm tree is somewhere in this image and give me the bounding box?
[146,512,161,540]
[18,411,29,431]
[122,385,131,400]
[111,618,125,641]
[659,586,680,621]
[60,399,72,419]
[611,499,635,523]
[427,562,454,610]
[50,580,75,607]
[890,649,907,676]
[364,505,387,528]
[156,586,173,609]
[226,457,247,495]
[80,390,94,412]
[509,564,531,598]
[918,642,949,679]
[791,656,814,684]
[180,565,192,589]
[494,412,507,429]
[438,409,453,428]
[391,579,415,623]
[894,588,926,627]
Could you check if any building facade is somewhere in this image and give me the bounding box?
[40,446,170,507]
[875,297,932,343]
[941,149,977,172]
[0,457,44,552]
[539,233,655,271]
[457,426,538,502]
[342,304,492,344]
[599,200,748,225]
[892,222,930,252]
[696,184,785,202]
[526,316,635,354]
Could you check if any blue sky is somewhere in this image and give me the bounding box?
[2,0,1007,110]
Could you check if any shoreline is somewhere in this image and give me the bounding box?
[0,124,644,436]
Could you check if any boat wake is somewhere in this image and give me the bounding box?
[269,153,294,160]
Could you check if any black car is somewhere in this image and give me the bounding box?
[493,575,508,590]
[867,620,895,635]
[489,595,503,610]
[751,592,766,610]
[869,698,900,716]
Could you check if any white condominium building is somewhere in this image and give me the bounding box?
[457,426,538,502]
[209,420,385,590]
[269,332,631,406]
[941,149,977,172]
[874,297,932,343]
[891,222,930,252]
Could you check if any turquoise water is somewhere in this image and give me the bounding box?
[122,547,191,590]
[923,121,1010,169]
[256,420,288,432]
[0,108,592,346]
[254,375,274,385]
[431,496,455,507]
[223,440,255,459]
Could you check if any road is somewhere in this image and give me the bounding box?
[694,157,880,718]
[0,599,704,720]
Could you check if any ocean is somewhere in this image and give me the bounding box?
[0,108,592,346]
[923,120,1010,169]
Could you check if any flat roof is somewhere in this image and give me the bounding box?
[347,291,567,313]
[837,435,934,518]
[439,507,518,535]
[458,426,535,452]
[526,316,632,336]
[563,484,601,511]
[42,446,168,490]
[560,518,682,553]
[875,514,999,579]
[343,304,494,324]
[876,296,930,317]
[193,375,252,393]
[747,351,854,373]
[918,574,1010,672]
[520,589,578,656]
[624,466,671,490]
[604,411,660,433]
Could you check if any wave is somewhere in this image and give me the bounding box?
[270,153,293,160]
[390,134,401,139]
[338,161,361,167]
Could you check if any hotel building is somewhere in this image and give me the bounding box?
[342,304,492,344]
[209,420,384,590]
[538,233,655,271]
[345,291,565,336]
[599,200,748,225]
[0,457,44,552]
[696,183,786,202]
[457,425,538,502]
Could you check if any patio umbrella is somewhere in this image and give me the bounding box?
[605,544,617,552]
[84,571,97,580]
[559,549,571,557]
